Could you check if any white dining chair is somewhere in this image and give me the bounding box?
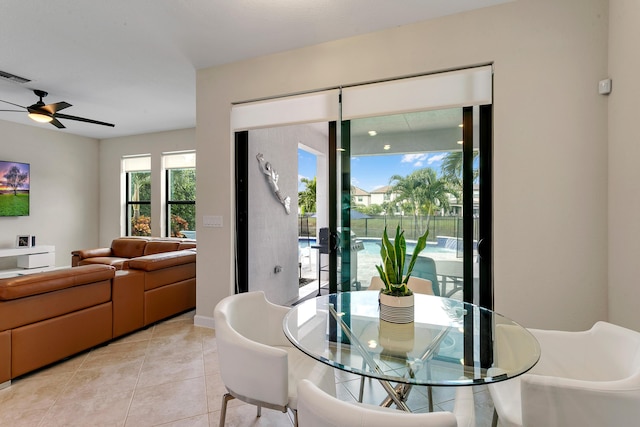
[489,321,640,427]
[214,291,336,426]
[298,378,476,427]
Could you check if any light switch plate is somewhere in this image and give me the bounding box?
[203,215,223,227]
[598,78,612,95]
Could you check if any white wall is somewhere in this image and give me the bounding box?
[98,128,195,247]
[608,0,640,331]
[196,0,610,330]
[0,120,99,268]
[248,127,299,305]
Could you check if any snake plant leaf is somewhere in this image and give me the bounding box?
[380,227,397,284]
[404,228,429,280]
[394,225,406,282]
[375,264,389,290]
[376,224,427,296]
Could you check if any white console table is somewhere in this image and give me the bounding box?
[0,245,56,278]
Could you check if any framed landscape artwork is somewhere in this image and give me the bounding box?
[0,160,30,216]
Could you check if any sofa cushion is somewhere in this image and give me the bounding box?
[111,238,149,258]
[0,265,115,301]
[143,241,180,255]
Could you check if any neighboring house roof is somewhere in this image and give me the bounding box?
[370,185,392,194]
[351,186,370,196]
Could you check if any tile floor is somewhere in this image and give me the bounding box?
[0,310,496,426]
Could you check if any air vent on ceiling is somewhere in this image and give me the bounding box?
[0,70,31,84]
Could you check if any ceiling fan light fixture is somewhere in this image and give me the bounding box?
[28,112,53,123]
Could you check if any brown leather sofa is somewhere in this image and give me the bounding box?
[71,236,196,269]
[0,265,115,388]
[0,242,197,388]
[115,249,196,332]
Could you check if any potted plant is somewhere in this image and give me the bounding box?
[375,225,429,323]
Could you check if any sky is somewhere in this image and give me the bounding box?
[0,161,30,191]
[298,149,448,192]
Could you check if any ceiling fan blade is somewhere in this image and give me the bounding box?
[54,113,115,127]
[0,109,24,112]
[49,118,65,129]
[41,102,72,114]
[0,99,26,109]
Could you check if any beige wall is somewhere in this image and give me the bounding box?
[0,120,99,268]
[608,0,640,330]
[196,0,611,330]
[98,128,195,247]
[0,122,195,270]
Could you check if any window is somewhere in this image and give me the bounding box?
[164,152,196,238]
[123,156,151,236]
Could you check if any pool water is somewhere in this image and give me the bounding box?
[298,237,456,256]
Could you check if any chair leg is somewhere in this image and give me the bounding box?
[427,385,434,412]
[219,393,234,427]
[257,404,261,417]
[492,408,499,427]
[294,409,299,426]
[358,376,365,402]
[358,359,367,402]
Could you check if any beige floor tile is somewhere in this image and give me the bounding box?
[0,371,74,410]
[0,309,496,426]
[137,349,205,389]
[204,373,243,413]
[118,327,155,343]
[80,343,148,369]
[125,376,208,427]
[40,389,133,427]
[0,406,49,427]
[56,358,143,404]
[202,348,220,376]
[147,331,205,358]
[213,403,294,427]
[157,413,210,427]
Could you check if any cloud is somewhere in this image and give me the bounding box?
[401,152,447,167]
[401,153,428,164]
[427,153,447,164]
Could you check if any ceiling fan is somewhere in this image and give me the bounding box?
[0,89,115,129]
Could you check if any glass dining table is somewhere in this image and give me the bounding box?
[283,291,540,412]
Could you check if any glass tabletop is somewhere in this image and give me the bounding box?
[283,291,540,387]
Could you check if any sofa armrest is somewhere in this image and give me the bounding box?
[127,250,196,272]
[71,248,113,266]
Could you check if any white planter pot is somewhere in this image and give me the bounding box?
[379,319,415,355]
[379,292,414,324]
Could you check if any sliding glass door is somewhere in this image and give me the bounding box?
[232,65,493,308]
[331,66,493,307]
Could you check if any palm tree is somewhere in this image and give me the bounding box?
[298,176,316,214]
[441,150,480,186]
[389,168,454,234]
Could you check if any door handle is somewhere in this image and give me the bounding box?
[477,238,487,260]
[330,231,341,252]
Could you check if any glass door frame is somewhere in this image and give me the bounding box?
[331,104,493,310]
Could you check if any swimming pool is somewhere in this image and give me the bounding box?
[298,237,457,256]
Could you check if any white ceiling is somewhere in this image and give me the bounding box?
[0,0,512,140]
